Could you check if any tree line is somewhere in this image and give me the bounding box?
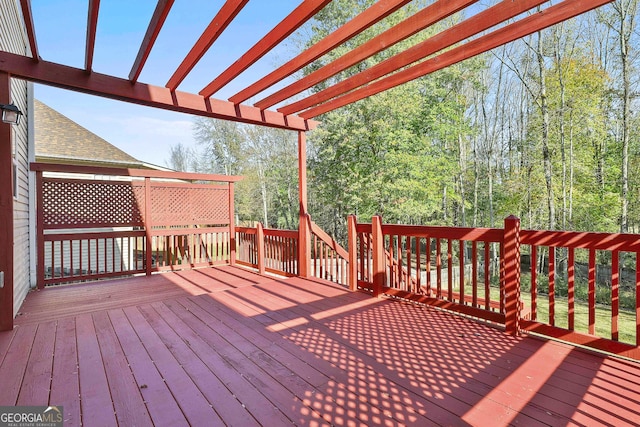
[167,0,640,244]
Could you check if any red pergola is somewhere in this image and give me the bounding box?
[1,0,611,130]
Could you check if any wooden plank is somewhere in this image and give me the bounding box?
[196,292,425,426]
[17,321,56,405]
[49,317,81,427]
[157,299,330,425]
[108,309,188,427]
[122,306,225,426]
[92,311,153,427]
[129,0,175,81]
[84,0,100,71]
[167,0,248,90]
[75,313,118,426]
[18,0,40,60]
[0,324,37,405]
[137,302,262,427]
[231,283,545,424]
[135,301,293,425]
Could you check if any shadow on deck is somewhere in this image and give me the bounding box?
[1,265,639,426]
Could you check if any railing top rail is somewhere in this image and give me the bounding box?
[357,222,504,242]
[309,217,349,259]
[521,229,640,252]
[31,162,243,183]
[264,228,298,238]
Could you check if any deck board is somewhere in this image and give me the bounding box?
[1,265,640,426]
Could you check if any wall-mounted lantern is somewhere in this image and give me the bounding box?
[0,103,23,125]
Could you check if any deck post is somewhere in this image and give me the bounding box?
[347,215,357,291]
[372,215,385,298]
[0,72,13,331]
[144,177,153,275]
[503,215,521,335]
[257,222,265,275]
[297,131,310,277]
[36,171,45,289]
[229,182,236,265]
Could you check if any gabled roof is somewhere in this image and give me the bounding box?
[34,99,151,169]
[0,0,612,131]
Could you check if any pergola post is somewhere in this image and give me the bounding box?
[256,222,265,275]
[503,215,521,335]
[347,214,358,291]
[371,215,385,298]
[229,182,236,265]
[0,71,14,331]
[298,131,310,278]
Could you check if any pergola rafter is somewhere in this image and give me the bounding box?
[85,0,100,72]
[18,0,39,61]
[166,0,249,91]
[0,0,614,129]
[129,0,175,82]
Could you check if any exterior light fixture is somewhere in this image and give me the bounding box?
[0,103,23,125]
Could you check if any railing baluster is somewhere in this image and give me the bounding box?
[568,247,575,331]
[472,241,477,307]
[459,240,465,305]
[612,251,619,341]
[484,242,490,311]
[636,253,640,347]
[436,239,442,298]
[531,245,537,319]
[549,246,555,327]
[447,239,453,301]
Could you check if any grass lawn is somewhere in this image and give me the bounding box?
[483,286,637,345]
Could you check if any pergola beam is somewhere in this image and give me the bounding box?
[85,0,100,72]
[199,0,332,98]
[229,0,413,105]
[0,51,316,131]
[279,0,546,116]
[129,0,175,82]
[166,0,249,91]
[19,0,39,61]
[299,0,614,119]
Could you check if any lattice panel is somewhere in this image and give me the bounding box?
[150,184,229,226]
[42,178,146,229]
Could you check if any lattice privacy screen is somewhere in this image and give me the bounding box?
[42,178,146,229]
[150,183,230,226]
[42,178,230,229]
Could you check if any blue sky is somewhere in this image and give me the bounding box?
[31,0,302,167]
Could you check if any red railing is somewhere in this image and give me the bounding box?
[32,162,238,287]
[349,215,640,360]
[309,217,349,287]
[236,216,350,287]
[520,229,640,358]
[349,215,508,325]
[236,225,298,277]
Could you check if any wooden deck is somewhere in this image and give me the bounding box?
[1,266,639,426]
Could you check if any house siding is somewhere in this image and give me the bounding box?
[1,0,33,316]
